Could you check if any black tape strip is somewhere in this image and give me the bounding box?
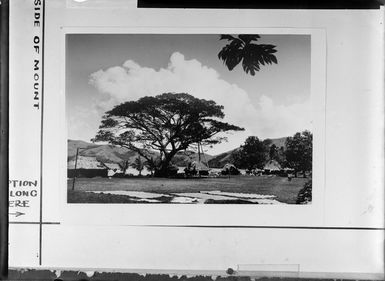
[0,0,9,279]
[138,0,384,9]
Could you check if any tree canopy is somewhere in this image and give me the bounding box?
[285,130,312,177]
[218,34,278,76]
[232,136,269,170]
[93,93,244,177]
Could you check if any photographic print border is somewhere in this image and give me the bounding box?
[57,26,326,227]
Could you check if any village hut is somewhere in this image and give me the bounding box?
[254,168,263,176]
[263,160,282,174]
[185,161,210,176]
[102,162,123,177]
[177,166,186,174]
[67,156,108,178]
[283,167,295,173]
[247,167,263,176]
[193,161,210,175]
[238,169,247,175]
[208,168,221,177]
[124,166,152,176]
[221,163,240,175]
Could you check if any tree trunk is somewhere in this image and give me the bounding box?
[154,150,178,177]
[154,162,170,177]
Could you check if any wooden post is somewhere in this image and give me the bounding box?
[71,147,80,191]
[197,142,201,161]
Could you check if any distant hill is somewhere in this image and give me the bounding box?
[67,140,99,158]
[68,140,213,167]
[268,137,287,149]
[208,136,288,168]
[207,148,239,168]
[68,137,287,168]
[172,150,214,167]
[68,140,137,164]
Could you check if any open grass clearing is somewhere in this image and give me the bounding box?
[68,175,308,204]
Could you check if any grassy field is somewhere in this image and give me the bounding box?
[68,176,308,204]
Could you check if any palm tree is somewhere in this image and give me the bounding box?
[131,156,144,176]
[218,34,278,76]
[144,157,156,177]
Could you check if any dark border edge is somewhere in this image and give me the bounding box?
[0,0,9,279]
[137,0,385,9]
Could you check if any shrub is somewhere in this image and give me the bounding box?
[296,179,312,204]
[221,165,240,175]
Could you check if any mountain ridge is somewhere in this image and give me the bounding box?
[68,136,288,168]
[207,137,287,168]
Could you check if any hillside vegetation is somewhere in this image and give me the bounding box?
[68,137,287,168]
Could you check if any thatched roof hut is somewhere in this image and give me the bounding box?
[102,162,122,172]
[190,161,210,171]
[68,156,106,170]
[124,166,152,176]
[184,160,210,176]
[221,163,240,175]
[67,156,108,178]
[102,162,123,177]
[263,160,282,172]
[222,163,237,170]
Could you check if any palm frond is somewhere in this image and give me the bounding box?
[218,35,278,75]
[238,34,260,44]
[219,34,236,41]
[218,41,243,70]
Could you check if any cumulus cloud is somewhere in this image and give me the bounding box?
[88,52,311,153]
[254,95,312,138]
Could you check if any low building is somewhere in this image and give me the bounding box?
[67,156,108,178]
[124,166,152,176]
[221,163,240,175]
[263,160,282,174]
[102,162,124,177]
[185,161,210,176]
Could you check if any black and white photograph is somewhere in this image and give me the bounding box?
[7,0,384,278]
[66,34,312,205]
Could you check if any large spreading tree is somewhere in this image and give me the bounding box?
[93,93,244,177]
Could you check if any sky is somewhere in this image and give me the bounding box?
[66,34,311,155]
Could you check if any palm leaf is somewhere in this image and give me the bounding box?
[218,35,278,75]
[219,34,235,41]
[241,44,278,75]
[238,34,260,44]
[218,46,242,70]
